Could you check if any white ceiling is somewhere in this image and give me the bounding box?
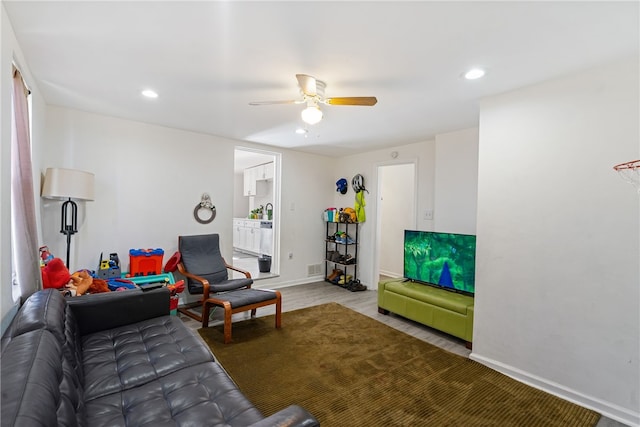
[4,1,639,157]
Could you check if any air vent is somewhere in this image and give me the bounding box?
[307,264,322,276]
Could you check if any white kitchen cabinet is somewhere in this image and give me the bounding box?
[263,162,274,180]
[254,164,265,181]
[233,219,262,255]
[254,163,274,180]
[243,168,257,196]
[233,219,243,248]
[248,223,261,254]
[243,162,274,196]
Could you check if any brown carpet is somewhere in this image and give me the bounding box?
[198,302,600,427]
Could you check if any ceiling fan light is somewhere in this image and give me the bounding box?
[301,106,323,125]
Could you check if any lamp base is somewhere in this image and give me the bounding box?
[60,199,78,269]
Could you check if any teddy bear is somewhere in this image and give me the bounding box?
[68,270,109,295]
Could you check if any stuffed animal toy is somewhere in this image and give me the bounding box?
[41,259,112,295]
[68,270,93,295]
[42,258,71,289]
[88,278,110,294]
[68,270,110,295]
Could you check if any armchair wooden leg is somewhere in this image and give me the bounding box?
[178,301,205,323]
[275,291,282,329]
[223,301,233,344]
[202,301,211,328]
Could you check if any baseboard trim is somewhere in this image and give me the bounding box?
[470,353,640,427]
[256,276,325,289]
[379,269,402,278]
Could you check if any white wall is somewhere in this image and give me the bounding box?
[335,130,480,289]
[473,57,640,425]
[334,140,436,289]
[41,106,335,295]
[379,163,415,277]
[434,127,479,234]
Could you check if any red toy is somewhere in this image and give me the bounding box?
[41,258,71,289]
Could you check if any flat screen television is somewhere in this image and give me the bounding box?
[403,230,476,296]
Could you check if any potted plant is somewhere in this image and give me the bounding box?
[250,205,264,219]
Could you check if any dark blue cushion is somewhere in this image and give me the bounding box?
[179,234,228,294]
[210,289,278,308]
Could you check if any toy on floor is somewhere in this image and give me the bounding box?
[42,258,71,289]
[41,257,110,295]
[68,270,110,295]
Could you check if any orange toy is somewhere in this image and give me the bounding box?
[69,271,93,295]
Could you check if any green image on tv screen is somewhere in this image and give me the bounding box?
[403,230,476,295]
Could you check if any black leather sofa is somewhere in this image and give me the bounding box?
[1,288,319,427]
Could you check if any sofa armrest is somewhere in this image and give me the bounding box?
[67,288,170,336]
[248,405,319,427]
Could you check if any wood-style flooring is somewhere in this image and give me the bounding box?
[178,281,625,427]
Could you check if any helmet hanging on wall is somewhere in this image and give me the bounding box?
[352,174,368,193]
[336,178,348,194]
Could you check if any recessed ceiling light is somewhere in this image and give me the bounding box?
[295,128,308,135]
[464,68,486,80]
[141,89,158,98]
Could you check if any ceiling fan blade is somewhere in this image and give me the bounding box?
[325,97,378,106]
[296,74,317,96]
[249,100,301,106]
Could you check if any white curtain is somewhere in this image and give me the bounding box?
[11,67,41,302]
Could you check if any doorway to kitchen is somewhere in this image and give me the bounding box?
[233,147,280,280]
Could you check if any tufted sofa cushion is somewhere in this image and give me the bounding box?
[1,288,320,427]
[85,362,264,427]
[1,290,87,427]
[81,315,215,400]
[1,329,87,427]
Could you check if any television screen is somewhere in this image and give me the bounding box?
[404,230,476,295]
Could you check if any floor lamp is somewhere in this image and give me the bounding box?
[41,168,95,270]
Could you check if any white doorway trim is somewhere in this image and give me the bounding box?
[371,159,418,290]
[234,146,282,275]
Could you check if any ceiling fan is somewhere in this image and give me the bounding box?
[249,74,377,125]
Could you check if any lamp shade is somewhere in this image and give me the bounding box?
[41,168,95,201]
